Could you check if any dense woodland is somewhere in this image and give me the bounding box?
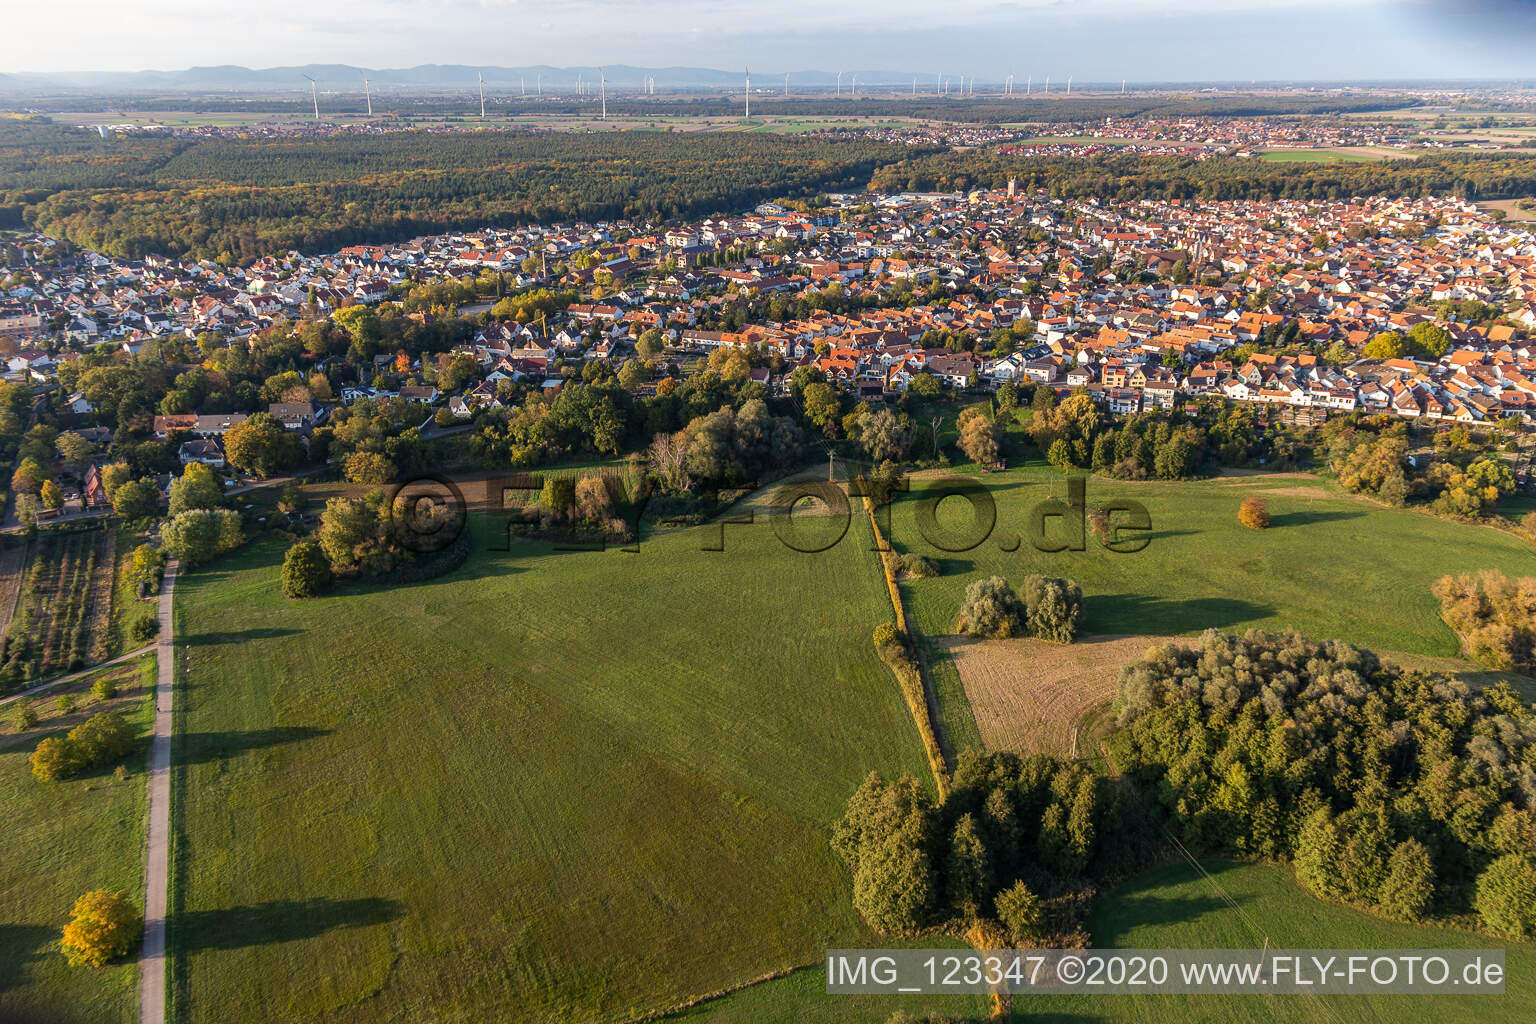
[0,123,919,262]
[869,149,1536,202]
[13,116,1536,264]
[840,630,1536,945]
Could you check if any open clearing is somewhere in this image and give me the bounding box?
[168,509,932,1024]
[0,654,154,1024]
[1257,148,1390,163]
[1017,858,1536,1023]
[943,633,1184,756]
[892,463,1536,662]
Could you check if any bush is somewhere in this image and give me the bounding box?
[131,616,159,643]
[995,880,1044,945]
[91,676,117,702]
[61,889,142,967]
[30,736,80,781]
[1020,575,1084,644]
[873,622,902,648]
[281,541,332,599]
[161,508,244,567]
[853,833,936,934]
[956,576,1025,638]
[1238,496,1270,529]
[1433,571,1536,674]
[1476,854,1536,939]
[30,712,136,781]
[15,699,37,730]
[901,553,940,578]
[343,450,397,485]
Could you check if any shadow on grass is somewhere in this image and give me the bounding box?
[0,923,55,990]
[181,627,302,647]
[170,897,403,953]
[1268,509,1366,528]
[176,726,330,765]
[1087,594,1274,634]
[1094,891,1246,944]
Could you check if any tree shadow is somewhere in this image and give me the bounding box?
[1087,594,1274,635]
[170,897,403,953]
[181,627,302,647]
[1094,892,1247,944]
[175,726,330,765]
[1267,509,1366,528]
[0,923,55,991]
[1143,528,1199,540]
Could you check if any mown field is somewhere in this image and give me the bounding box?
[167,509,933,1024]
[1016,859,1536,1023]
[0,655,155,1024]
[891,462,1536,658]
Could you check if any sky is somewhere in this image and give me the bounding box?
[6,0,1536,81]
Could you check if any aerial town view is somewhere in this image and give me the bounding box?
[2,2,1536,1023]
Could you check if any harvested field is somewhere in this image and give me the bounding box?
[942,633,1186,756]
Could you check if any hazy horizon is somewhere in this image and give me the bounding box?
[6,1,1535,83]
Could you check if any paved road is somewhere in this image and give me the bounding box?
[0,643,156,709]
[139,559,178,1024]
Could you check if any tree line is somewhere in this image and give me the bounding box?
[868,149,1536,202]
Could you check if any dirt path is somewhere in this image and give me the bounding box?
[139,558,177,1024]
[0,641,155,709]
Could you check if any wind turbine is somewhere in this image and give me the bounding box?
[1026,74,1032,95]
[478,71,485,118]
[1066,76,1072,96]
[521,76,526,97]
[600,69,607,119]
[361,72,371,117]
[1121,79,1127,94]
[936,70,941,96]
[836,70,842,97]
[302,74,319,123]
[744,68,750,119]
[850,74,856,100]
[1043,75,1050,94]
[537,72,542,96]
[911,76,916,97]
[784,72,789,96]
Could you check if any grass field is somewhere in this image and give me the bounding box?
[662,940,988,1021]
[0,655,154,1024]
[1015,859,1536,1023]
[167,509,934,1024]
[1258,149,1385,163]
[891,462,1536,659]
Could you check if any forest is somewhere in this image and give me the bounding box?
[10,117,1536,263]
[0,123,920,262]
[868,149,1536,202]
[838,629,1536,946]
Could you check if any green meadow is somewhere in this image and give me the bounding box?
[889,461,1536,657]
[0,656,155,1024]
[166,511,931,1024]
[1016,859,1536,1023]
[1258,149,1381,163]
